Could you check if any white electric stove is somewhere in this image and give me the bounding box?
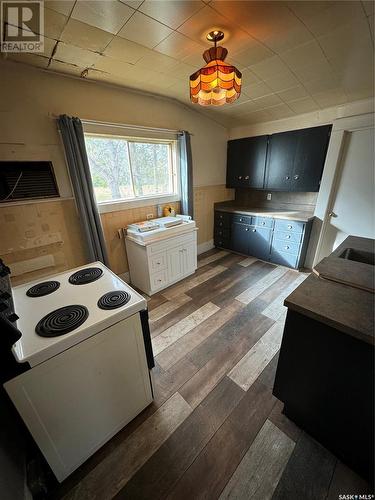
[3,262,154,482]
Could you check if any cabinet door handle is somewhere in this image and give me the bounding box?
[245,175,249,180]
[252,229,256,232]
[294,174,299,180]
[261,221,265,225]
[245,228,249,232]
[239,218,243,222]
[157,279,162,282]
[285,246,290,250]
[285,176,290,180]
[286,235,291,239]
[287,224,292,230]
[238,176,242,180]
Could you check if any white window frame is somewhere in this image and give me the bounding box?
[84,132,180,214]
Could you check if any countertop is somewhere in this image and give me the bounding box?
[285,236,374,345]
[214,204,315,222]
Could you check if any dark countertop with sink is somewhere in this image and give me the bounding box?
[214,202,315,222]
[285,235,374,345]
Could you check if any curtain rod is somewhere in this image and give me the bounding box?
[50,113,192,135]
[81,119,188,135]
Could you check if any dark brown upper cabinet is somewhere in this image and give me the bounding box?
[265,125,332,192]
[226,135,268,189]
[226,125,332,193]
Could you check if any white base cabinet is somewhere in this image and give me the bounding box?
[126,230,197,295]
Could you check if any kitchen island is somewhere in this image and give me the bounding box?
[273,236,374,482]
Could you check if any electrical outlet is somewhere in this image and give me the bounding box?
[146,213,154,220]
[267,193,272,201]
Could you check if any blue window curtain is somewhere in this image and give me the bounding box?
[178,131,193,218]
[58,115,110,267]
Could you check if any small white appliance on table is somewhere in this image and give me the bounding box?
[2,262,154,482]
[125,216,198,295]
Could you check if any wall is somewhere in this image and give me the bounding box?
[0,60,232,283]
[234,190,317,213]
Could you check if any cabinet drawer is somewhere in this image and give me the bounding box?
[274,219,305,233]
[148,231,195,254]
[214,212,232,228]
[149,252,167,272]
[252,216,274,229]
[214,227,230,239]
[232,214,252,225]
[270,250,299,269]
[150,269,168,290]
[273,230,303,244]
[272,238,300,256]
[214,237,231,249]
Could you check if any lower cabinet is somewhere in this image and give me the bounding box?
[126,231,197,295]
[231,222,251,254]
[249,226,273,260]
[214,210,312,269]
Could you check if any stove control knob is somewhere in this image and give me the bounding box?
[0,302,8,312]
[7,313,19,323]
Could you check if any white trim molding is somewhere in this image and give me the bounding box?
[197,239,215,255]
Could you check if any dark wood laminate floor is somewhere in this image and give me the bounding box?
[53,249,373,500]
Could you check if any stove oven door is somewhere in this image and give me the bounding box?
[4,313,152,482]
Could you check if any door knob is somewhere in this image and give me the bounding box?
[328,211,337,218]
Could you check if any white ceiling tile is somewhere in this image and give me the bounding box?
[167,61,197,81]
[53,42,101,67]
[118,11,173,48]
[239,68,262,86]
[154,31,203,60]
[251,56,290,80]
[177,4,239,45]
[287,97,320,114]
[45,0,75,16]
[312,88,348,107]
[139,1,204,30]
[264,71,300,92]
[103,36,150,64]
[136,50,177,72]
[93,55,137,77]
[119,0,144,8]
[230,42,274,67]
[266,103,295,120]
[262,24,314,54]
[241,81,273,100]
[292,60,335,84]
[304,74,343,94]
[294,1,364,38]
[277,85,308,102]
[71,0,135,35]
[251,93,283,109]
[44,7,68,39]
[280,40,328,70]
[60,19,114,52]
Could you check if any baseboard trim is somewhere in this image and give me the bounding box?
[197,240,214,255]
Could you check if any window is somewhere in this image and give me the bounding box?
[84,134,178,206]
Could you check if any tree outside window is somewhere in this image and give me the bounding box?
[84,135,176,203]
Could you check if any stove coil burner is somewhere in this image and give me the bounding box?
[97,291,131,310]
[26,281,60,298]
[35,305,89,337]
[68,267,103,285]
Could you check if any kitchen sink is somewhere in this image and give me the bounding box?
[339,248,375,266]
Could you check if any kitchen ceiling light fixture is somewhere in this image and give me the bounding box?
[189,30,242,106]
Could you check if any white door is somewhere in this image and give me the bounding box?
[317,125,375,260]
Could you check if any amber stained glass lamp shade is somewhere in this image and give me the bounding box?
[190,30,242,106]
